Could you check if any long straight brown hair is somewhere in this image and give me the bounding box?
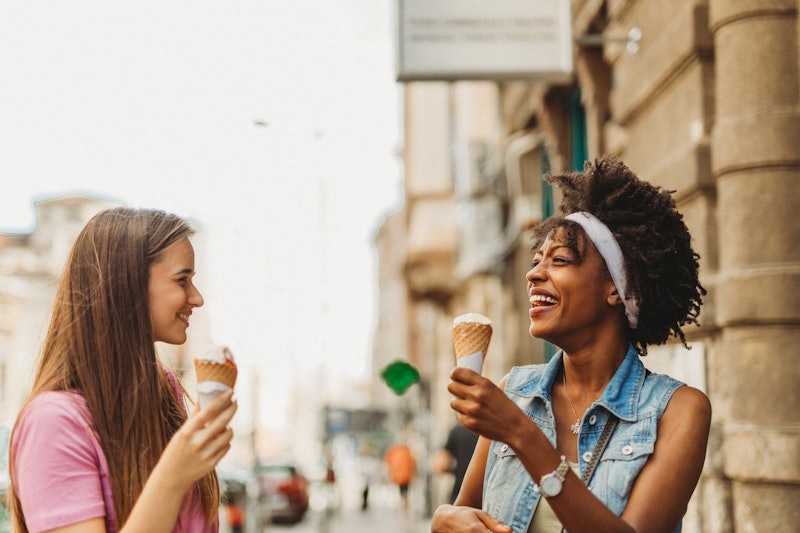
[9,207,219,530]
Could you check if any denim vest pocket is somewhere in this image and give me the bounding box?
[483,443,538,526]
[486,445,523,493]
[599,439,654,501]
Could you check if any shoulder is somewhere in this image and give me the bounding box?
[19,391,91,428]
[14,391,97,450]
[664,385,712,425]
[13,391,104,488]
[654,385,711,454]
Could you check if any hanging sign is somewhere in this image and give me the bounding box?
[395,0,573,82]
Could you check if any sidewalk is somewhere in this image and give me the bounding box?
[264,481,433,533]
[305,507,431,533]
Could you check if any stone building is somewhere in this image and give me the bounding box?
[372,1,799,531]
[0,196,119,421]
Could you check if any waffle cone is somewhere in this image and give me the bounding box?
[194,360,237,389]
[452,322,493,361]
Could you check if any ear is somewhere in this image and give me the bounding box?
[606,285,623,307]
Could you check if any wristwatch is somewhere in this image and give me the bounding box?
[539,455,570,498]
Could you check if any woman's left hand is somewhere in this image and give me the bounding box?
[447,368,527,443]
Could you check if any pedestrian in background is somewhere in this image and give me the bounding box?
[9,207,237,532]
[384,442,416,512]
[432,156,711,533]
[432,422,478,504]
[358,451,382,511]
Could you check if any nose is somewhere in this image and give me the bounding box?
[526,263,546,286]
[189,282,204,308]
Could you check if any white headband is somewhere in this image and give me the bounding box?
[565,212,639,329]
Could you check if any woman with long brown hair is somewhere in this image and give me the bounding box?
[9,207,237,532]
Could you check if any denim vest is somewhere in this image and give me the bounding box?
[482,345,684,533]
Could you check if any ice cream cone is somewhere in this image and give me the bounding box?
[452,313,492,374]
[194,360,238,389]
[194,345,238,406]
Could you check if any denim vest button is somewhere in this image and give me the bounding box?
[582,451,593,462]
[622,445,633,455]
[501,444,509,452]
[588,415,597,425]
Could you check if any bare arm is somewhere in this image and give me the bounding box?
[431,374,512,533]
[453,434,488,507]
[620,386,711,531]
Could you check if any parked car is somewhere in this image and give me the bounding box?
[217,465,261,533]
[256,462,309,524]
[219,476,246,533]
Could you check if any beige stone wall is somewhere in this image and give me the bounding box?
[379,0,800,529]
[709,1,800,531]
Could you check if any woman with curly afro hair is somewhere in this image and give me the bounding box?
[432,155,711,533]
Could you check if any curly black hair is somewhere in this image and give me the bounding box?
[531,154,705,355]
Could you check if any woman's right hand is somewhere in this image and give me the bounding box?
[118,390,237,532]
[448,368,526,445]
[431,504,512,533]
[155,389,237,491]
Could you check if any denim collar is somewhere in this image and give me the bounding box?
[507,343,644,422]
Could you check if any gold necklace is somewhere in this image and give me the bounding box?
[562,370,582,435]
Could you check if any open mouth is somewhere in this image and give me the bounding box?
[530,295,558,308]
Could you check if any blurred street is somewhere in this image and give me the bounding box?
[220,476,435,533]
[267,506,432,533]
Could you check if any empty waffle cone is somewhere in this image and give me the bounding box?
[194,360,238,389]
[452,313,492,374]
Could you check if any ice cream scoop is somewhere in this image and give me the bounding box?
[452,313,492,374]
[194,345,237,407]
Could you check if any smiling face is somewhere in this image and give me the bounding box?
[147,237,204,344]
[526,228,620,347]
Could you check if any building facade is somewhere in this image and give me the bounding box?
[0,197,118,422]
[372,1,800,531]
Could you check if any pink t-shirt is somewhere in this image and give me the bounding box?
[13,376,218,532]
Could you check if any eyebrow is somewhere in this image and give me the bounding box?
[173,268,195,276]
[535,243,571,255]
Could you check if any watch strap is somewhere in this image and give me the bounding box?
[554,455,570,481]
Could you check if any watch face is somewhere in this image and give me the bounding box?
[541,475,562,497]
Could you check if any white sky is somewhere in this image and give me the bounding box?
[0,1,403,429]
